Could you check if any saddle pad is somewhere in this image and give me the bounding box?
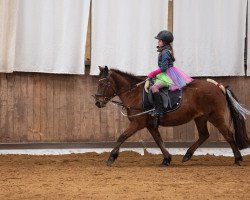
[143,88,182,113]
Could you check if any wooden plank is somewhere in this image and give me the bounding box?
[82,74,93,141]
[13,73,21,142]
[139,126,150,142]
[106,102,115,141]
[207,122,217,142]
[89,75,101,141]
[79,74,89,141]
[165,127,174,141]
[94,76,103,141]
[19,74,28,141]
[114,106,121,140]
[174,126,183,142]
[40,74,47,141]
[53,75,61,141]
[186,121,195,142]
[59,75,67,141]
[33,74,41,141]
[66,76,76,141]
[99,108,107,141]
[27,74,34,141]
[74,76,82,140]
[6,74,14,142]
[0,74,8,142]
[46,75,54,141]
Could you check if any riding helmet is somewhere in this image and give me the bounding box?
[155,30,174,44]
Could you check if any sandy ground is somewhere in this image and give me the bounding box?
[0,151,249,200]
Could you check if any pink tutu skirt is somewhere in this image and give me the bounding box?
[167,66,193,91]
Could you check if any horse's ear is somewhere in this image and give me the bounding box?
[99,65,109,76]
[104,66,109,75]
[98,66,104,71]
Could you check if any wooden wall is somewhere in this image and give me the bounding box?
[0,69,249,143]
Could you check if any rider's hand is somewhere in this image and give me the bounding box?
[144,79,150,92]
[149,78,154,85]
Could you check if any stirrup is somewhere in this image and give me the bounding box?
[151,109,164,117]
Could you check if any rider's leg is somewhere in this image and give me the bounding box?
[151,82,165,116]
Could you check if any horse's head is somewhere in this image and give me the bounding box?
[94,66,117,108]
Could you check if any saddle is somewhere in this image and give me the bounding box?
[143,87,182,114]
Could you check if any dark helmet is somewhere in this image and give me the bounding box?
[155,30,174,44]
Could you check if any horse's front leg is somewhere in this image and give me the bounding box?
[107,121,143,166]
[147,126,172,166]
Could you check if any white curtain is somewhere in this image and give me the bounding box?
[173,0,247,76]
[0,0,19,73]
[14,0,90,74]
[90,0,169,75]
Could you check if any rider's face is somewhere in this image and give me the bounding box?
[158,40,164,47]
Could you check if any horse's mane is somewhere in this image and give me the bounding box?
[110,68,145,83]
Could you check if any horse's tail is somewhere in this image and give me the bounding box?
[225,88,249,149]
[207,79,250,150]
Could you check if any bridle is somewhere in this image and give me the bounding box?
[93,73,146,110]
[94,75,118,102]
[93,73,156,117]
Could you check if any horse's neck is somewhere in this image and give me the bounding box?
[111,72,142,105]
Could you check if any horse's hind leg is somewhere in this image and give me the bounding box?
[147,126,172,166]
[209,116,243,165]
[182,116,209,162]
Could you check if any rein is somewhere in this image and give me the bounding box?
[109,80,146,111]
[96,77,146,99]
[110,100,142,111]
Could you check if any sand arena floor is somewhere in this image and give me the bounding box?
[0,151,249,200]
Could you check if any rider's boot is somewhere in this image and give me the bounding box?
[153,92,164,117]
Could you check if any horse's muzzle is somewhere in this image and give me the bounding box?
[92,94,108,108]
[95,101,102,108]
[95,100,106,108]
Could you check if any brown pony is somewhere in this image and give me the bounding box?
[94,66,249,166]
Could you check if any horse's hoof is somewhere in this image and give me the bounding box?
[182,156,189,163]
[161,156,172,166]
[106,157,115,167]
[106,161,112,167]
[239,155,243,161]
[182,152,193,163]
[234,161,241,166]
[234,156,242,166]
